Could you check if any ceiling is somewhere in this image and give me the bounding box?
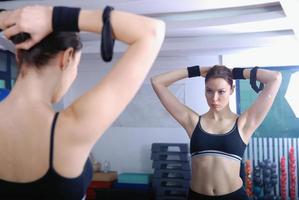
[1,0,299,58]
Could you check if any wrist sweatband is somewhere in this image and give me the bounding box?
[250,66,264,93]
[232,68,245,80]
[52,6,81,32]
[101,6,115,62]
[187,65,200,78]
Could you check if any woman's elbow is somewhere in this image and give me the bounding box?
[144,19,166,44]
[274,71,282,84]
[150,76,159,87]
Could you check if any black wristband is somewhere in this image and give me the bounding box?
[101,6,115,62]
[250,66,264,93]
[232,68,245,80]
[52,7,81,32]
[187,65,200,78]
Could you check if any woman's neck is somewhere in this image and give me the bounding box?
[206,105,234,121]
[6,66,59,109]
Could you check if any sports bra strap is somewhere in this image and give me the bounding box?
[49,112,60,168]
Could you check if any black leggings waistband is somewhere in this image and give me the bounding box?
[187,186,249,200]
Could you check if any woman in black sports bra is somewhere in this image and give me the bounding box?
[151,65,281,200]
[0,5,165,199]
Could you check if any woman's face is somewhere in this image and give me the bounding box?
[205,77,233,112]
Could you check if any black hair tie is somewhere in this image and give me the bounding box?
[10,33,31,44]
[250,66,264,93]
[101,6,115,62]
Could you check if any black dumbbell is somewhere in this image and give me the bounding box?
[271,174,278,179]
[263,169,271,177]
[271,178,277,185]
[271,163,277,169]
[254,172,261,177]
[265,160,272,168]
[264,194,275,200]
[259,161,265,168]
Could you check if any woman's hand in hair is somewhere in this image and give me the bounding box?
[200,66,212,77]
[2,5,53,50]
[0,10,10,30]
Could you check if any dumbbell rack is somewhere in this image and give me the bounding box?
[252,159,279,200]
[151,143,191,200]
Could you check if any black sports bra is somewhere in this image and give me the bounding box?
[0,112,93,200]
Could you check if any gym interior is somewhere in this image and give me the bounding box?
[1,1,299,200]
